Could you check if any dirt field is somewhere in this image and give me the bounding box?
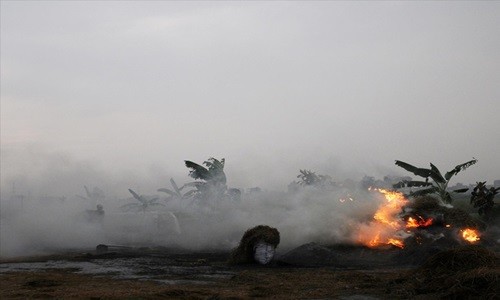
[0,247,497,299]
[0,265,411,299]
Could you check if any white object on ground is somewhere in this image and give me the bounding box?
[253,241,276,265]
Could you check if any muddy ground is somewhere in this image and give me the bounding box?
[0,246,497,299]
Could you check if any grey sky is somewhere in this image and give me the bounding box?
[1,1,499,190]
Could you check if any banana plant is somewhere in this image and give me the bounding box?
[121,188,164,213]
[184,158,228,201]
[185,157,227,186]
[393,158,477,203]
[157,178,196,202]
[296,169,335,188]
[470,181,499,220]
[76,185,105,207]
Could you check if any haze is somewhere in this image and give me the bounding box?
[1,1,499,193]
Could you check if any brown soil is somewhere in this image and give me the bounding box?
[1,266,410,299]
[1,246,498,299]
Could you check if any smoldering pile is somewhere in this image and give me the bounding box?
[278,195,495,268]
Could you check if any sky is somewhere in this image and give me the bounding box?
[1,1,499,194]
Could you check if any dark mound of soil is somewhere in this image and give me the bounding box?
[278,242,340,266]
[279,243,406,268]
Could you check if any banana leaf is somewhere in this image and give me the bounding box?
[204,157,225,171]
[429,163,446,183]
[204,158,227,184]
[128,189,142,201]
[409,187,439,197]
[395,161,433,178]
[120,203,140,211]
[452,188,469,193]
[170,178,183,194]
[84,185,92,198]
[183,181,206,188]
[443,191,452,203]
[157,188,177,197]
[444,158,478,180]
[393,180,433,189]
[183,190,197,198]
[148,200,163,207]
[185,160,211,180]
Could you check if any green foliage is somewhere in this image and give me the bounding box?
[185,158,226,185]
[393,158,477,203]
[183,157,240,204]
[290,169,336,191]
[121,188,164,213]
[470,181,500,221]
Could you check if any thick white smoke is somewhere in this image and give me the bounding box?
[0,148,397,258]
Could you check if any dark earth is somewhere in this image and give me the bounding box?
[1,242,498,299]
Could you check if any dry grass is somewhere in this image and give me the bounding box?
[399,245,500,299]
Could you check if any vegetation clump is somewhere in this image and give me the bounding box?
[406,195,482,229]
[419,245,497,274]
[288,169,336,192]
[158,178,196,203]
[183,157,241,204]
[121,189,163,213]
[229,225,280,265]
[393,158,477,203]
[470,181,500,222]
[406,245,499,298]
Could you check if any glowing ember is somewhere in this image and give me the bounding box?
[461,228,480,243]
[338,196,354,203]
[406,216,433,228]
[387,238,404,249]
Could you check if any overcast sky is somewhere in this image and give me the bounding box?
[1,1,499,191]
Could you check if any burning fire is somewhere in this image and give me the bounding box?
[355,188,483,249]
[357,188,408,249]
[373,189,408,229]
[461,228,480,243]
[387,238,405,249]
[406,216,433,228]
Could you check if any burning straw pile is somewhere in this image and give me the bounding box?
[407,196,483,229]
[397,245,499,298]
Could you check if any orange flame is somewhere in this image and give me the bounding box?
[373,189,408,228]
[406,216,433,228]
[461,228,480,243]
[387,238,405,249]
[357,188,408,248]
